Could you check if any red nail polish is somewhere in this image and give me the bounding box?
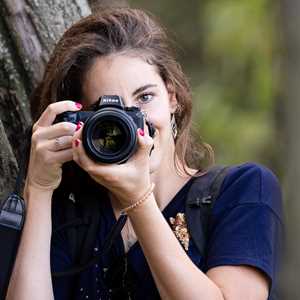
[76,122,82,131]
[138,129,144,136]
[75,102,82,109]
[75,139,80,147]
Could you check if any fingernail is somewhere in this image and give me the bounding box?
[76,121,83,131]
[75,139,80,147]
[138,129,144,136]
[75,102,82,109]
[76,122,82,131]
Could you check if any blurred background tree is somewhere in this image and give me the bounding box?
[278,0,300,298]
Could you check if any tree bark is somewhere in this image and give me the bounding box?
[279,1,300,299]
[88,0,128,11]
[0,0,91,202]
[0,119,18,200]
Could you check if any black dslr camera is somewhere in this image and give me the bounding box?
[55,95,155,164]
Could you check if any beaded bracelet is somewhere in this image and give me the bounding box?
[122,183,155,214]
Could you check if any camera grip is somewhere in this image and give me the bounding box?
[54,111,92,124]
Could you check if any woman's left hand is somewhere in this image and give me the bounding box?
[72,123,155,209]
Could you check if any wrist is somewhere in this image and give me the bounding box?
[23,182,54,205]
[24,178,56,195]
[126,193,159,218]
[126,193,159,219]
[122,183,155,214]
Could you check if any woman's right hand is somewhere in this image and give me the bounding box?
[24,101,82,193]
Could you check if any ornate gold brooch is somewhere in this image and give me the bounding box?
[169,213,190,251]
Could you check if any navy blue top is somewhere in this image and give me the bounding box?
[51,163,284,299]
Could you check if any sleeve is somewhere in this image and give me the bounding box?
[50,198,75,300]
[205,163,284,293]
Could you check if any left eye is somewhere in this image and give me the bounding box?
[138,93,154,104]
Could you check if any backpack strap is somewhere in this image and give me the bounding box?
[185,165,229,257]
[51,188,102,277]
[51,187,128,278]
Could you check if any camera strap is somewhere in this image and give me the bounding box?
[0,126,31,299]
[52,213,128,277]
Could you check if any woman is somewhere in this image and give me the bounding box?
[6,7,283,300]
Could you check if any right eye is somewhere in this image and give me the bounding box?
[137,93,154,105]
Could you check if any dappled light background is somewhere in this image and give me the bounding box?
[128,0,282,174]
[126,0,295,298]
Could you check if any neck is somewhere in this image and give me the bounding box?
[150,156,195,211]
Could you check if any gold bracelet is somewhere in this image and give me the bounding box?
[122,183,155,214]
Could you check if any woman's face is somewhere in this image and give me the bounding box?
[81,54,178,173]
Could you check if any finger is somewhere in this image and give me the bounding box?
[52,148,73,164]
[48,136,74,151]
[72,121,84,141]
[72,137,118,179]
[72,121,94,169]
[36,100,82,127]
[33,122,77,141]
[33,141,73,165]
[72,121,125,181]
[134,128,154,160]
[72,138,95,170]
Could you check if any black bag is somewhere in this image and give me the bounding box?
[0,128,29,300]
[0,194,25,300]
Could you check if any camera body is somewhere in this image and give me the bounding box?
[55,95,155,164]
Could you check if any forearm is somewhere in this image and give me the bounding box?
[128,195,224,300]
[6,187,54,300]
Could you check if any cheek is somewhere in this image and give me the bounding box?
[146,107,171,131]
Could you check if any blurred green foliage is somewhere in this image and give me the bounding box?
[129,0,280,168]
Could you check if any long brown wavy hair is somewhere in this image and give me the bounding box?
[31,7,214,174]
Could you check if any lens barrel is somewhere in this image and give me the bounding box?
[82,108,139,164]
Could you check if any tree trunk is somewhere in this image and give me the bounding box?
[279,1,300,298]
[89,0,128,10]
[0,0,91,201]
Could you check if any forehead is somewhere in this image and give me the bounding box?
[82,54,164,105]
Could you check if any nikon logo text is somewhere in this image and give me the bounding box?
[103,98,119,103]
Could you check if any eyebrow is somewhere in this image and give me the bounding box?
[132,84,157,96]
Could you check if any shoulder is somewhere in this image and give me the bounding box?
[205,163,284,291]
[213,162,282,220]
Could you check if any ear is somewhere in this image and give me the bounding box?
[167,83,178,114]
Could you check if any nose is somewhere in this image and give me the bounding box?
[119,94,135,108]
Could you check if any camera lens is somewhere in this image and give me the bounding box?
[91,120,126,154]
[82,109,138,164]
